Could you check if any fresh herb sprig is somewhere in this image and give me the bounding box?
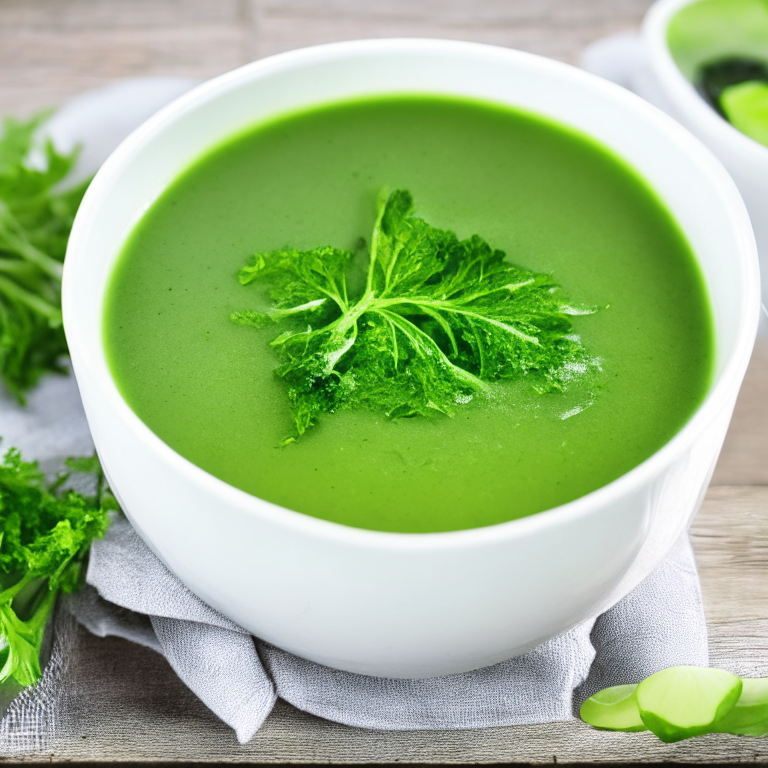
[0,112,89,403]
[233,189,598,440]
[0,446,113,688]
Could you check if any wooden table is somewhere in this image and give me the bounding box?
[3,0,768,763]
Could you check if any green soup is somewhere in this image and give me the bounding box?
[103,95,714,533]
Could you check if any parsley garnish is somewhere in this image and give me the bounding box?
[0,446,112,688]
[0,112,89,403]
[233,189,598,440]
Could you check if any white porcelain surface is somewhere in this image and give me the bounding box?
[633,0,768,305]
[63,40,759,678]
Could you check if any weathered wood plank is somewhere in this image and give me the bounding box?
[712,336,768,486]
[0,2,251,118]
[0,26,248,75]
[46,682,768,767]
[251,0,654,62]
[692,486,768,688]
[692,486,768,625]
[0,0,657,116]
[0,0,245,28]
[43,641,768,765]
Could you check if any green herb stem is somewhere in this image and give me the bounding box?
[0,445,113,689]
[0,275,62,325]
[233,189,599,439]
[0,111,89,402]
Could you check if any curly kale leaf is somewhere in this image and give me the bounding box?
[233,189,599,440]
[0,112,90,403]
[0,445,112,687]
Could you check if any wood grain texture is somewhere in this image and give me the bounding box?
[694,486,768,627]
[0,0,251,117]
[0,0,655,117]
[0,0,245,28]
[250,0,653,62]
[712,333,768,485]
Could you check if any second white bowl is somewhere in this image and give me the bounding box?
[63,40,759,678]
[633,0,768,304]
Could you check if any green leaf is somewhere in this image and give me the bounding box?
[233,189,599,440]
[580,684,648,732]
[0,443,112,688]
[0,111,90,403]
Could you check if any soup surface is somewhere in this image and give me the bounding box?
[104,95,713,533]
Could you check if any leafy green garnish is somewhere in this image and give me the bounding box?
[0,112,89,403]
[233,189,598,440]
[0,444,112,688]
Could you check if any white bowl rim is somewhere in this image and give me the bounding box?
[63,37,761,553]
[642,0,768,160]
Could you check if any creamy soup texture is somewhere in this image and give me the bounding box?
[104,95,713,532]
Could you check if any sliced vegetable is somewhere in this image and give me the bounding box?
[720,80,768,147]
[713,677,768,737]
[635,665,742,743]
[579,684,647,732]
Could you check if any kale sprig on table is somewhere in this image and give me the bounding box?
[0,112,89,403]
[0,447,113,688]
[233,189,598,440]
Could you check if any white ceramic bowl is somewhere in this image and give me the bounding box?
[633,0,768,304]
[63,39,759,679]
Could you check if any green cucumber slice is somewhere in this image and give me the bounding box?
[636,666,742,743]
[713,677,768,737]
[580,684,648,732]
[720,80,768,147]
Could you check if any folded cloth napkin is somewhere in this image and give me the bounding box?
[63,515,708,743]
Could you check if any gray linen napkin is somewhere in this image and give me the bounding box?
[62,515,708,744]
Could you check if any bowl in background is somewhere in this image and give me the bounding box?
[63,39,759,678]
[633,0,768,305]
